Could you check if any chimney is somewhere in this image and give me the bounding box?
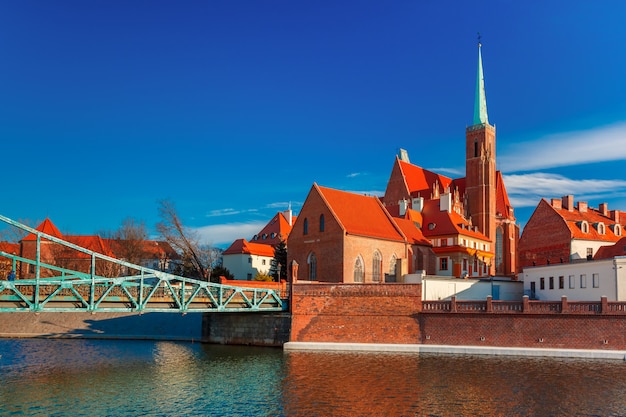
[440,192,452,213]
[399,199,408,216]
[611,210,620,224]
[284,208,293,226]
[551,198,562,209]
[412,196,424,213]
[562,195,574,211]
[577,201,588,213]
[599,203,609,217]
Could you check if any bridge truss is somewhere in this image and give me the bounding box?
[0,214,286,313]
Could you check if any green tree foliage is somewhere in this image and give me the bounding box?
[270,238,287,281]
[254,272,274,282]
[209,265,234,283]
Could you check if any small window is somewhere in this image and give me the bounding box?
[580,221,589,233]
[597,223,605,235]
[319,214,325,232]
[580,274,587,288]
[549,276,554,290]
[540,277,545,290]
[439,258,448,271]
[262,233,267,240]
[248,257,252,264]
[262,259,266,265]
[614,224,622,236]
[247,273,252,280]
[303,218,308,235]
[587,248,593,260]
[271,232,276,239]
[253,234,258,240]
[558,276,564,289]
[569,275,575,289]
[593,273,599,288]
[441,238,447,247]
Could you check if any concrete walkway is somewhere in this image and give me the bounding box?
[283,342,626,360]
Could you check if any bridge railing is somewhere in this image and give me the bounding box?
[421,295,626,315]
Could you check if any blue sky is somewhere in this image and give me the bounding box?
[1,1,626,248]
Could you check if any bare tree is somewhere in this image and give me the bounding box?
[112,218,149,266]
[156,200,207,280]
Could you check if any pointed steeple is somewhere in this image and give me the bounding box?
[473,40,489,126]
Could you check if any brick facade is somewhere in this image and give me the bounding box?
[290,283,422,343]
[290,283,626,349]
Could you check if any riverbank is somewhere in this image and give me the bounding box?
[0,312,202,341]
[284,341,626,360]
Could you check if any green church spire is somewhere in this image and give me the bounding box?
[473,39,489,126]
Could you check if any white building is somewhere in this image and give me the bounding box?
[521,256,626,301]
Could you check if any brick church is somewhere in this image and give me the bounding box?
[288,43,519,282]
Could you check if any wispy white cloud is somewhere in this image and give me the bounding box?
[428,167,464,177]
[499,122,626,172]
[504,172,626,207]
[347,172,362,178]
[192,221,267,247]
[205,208,258,217]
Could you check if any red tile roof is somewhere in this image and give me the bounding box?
[551,202,622,242]
[22,218,64,241]
[223,238,276,257]
[398,159,454,198]
[420,199,490,241]
[392,218,431,246]
[0,242,19,254]
[316,185,405,242]
[595,237,626,260]
[251,211,296,246]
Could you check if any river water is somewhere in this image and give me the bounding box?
[1,339,625,416]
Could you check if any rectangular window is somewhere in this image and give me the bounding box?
[549,276,554,290]
[262,259,266,265]
[558,276,564,289]
[593,273,599,288]
[248,258,252,264]
[247,273,252,280]
[587,248,593,260]
[569,275,575,289]
[441,238,447,247]
[439,258,448,271]
[540,277,545,290]
[580,274,587,288]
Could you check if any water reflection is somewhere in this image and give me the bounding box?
[282,351,626,416]
[1,339,626,416]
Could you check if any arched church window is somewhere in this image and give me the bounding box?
[319,214,325,232]
[372,251,382,282]
[303,218,308,235]
[307,252,317,281]
[354,256,364,283]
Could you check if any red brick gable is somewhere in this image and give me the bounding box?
[554,203,622,242]
[316,184,405,242]
[495,171,515,221]
[223,238,275,257]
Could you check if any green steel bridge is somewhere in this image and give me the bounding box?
[0,214,287,313]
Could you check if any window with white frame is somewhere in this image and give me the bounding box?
[580,274,587,288]
[593,273,599,288]
[569,275,575,289]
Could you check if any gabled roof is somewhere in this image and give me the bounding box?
[392,218,431,246]
[63,235,115,258]
[420,199,490,241]
[22,218,64,241]
[316,184,406,242]
[550,202,622,242]
[595,237,626,260]
[495,171,515,221]
[252,210,296,246]
[397,159,454,198]
[223,238,275,257]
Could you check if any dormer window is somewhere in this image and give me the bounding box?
[579,221,589,234]
[613,224,622,236]
[596,222,605,235]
